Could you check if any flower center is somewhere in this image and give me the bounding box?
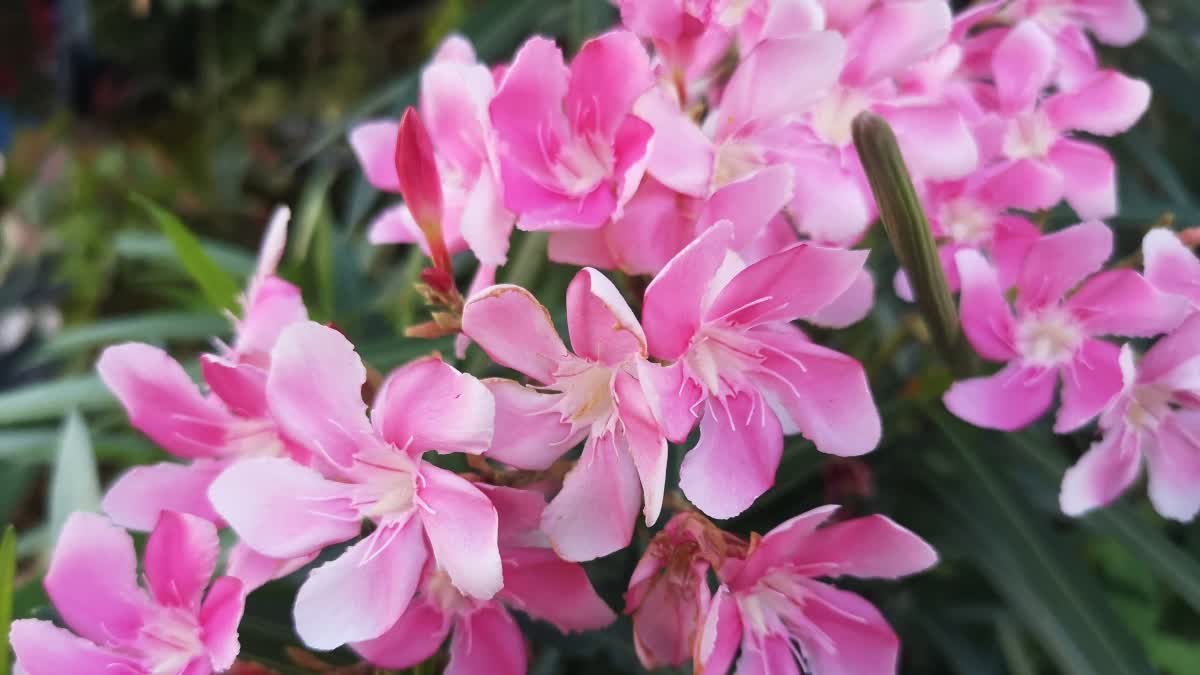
[1003,110,1056,160]
[553,361,617,429]
[553,133,614,197]
[1016,309,1084,367]
[940,198,994,245]
[136,606,205,675]
[352,448,419,520]
[224,417,286,458]
[810,87,871,148]
[685,327,764,398]
[425,568,474,615]
[1125,383,1174,433]
[712,137,765,188]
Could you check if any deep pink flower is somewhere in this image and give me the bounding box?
[461,267,667,561]
[695,505,938,675]
[352,36,513,265]
[945,221,1187,432]
[10,511,245,675]
[488,31,655,230]
[208,322,500,649]
[974,20,1151,218]
[98,207,308,533]
[1060,314,1200,521]
[1143,228,1200,314]
[640,222,880,518]
[351,485,614,673]
[615,0,732,100]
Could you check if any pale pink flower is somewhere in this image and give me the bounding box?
[98,207,308,533]
[351,485,614,673]
[945,221,1188,432]
[352,36,513,265]
[461,268,667,561]
[1060,315,1200,521]
[639,222,879,518]
[488,31,655,230]
[973,20,1151,218]
[208,321,500,650]
[10,511,245,675]
[1008,0,1147,47]
[694,505,938,675]
[615,0,732,99]
[1143,228,1200,314]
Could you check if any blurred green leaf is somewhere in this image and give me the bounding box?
[130,193,243,312]
[0,525,14,675]
[292,166,338,263]
[0,376,117,425]
[46,412,102,554]
[35,312,228,362]
[113,231,256,278]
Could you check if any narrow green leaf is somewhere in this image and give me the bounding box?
[46,411,102,557]
[34,312,228,361]
[0,375,117,425]
[0,525,14,675]
[996,617,1039,675]
[113,231,256,278]
[292,166,338,262]
[130,193,242,312]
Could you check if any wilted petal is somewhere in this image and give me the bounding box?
[943,364,1056,431]
[446,605,527,675]
[103,460,224,531]
[462,285,573,383]
[418,464,503,599]
[680,392,783,519]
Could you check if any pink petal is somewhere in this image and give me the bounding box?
[1060,427,1142,516]
[720,31,846,130]
[808,259,874,328]
[143,511,219,610]
[699,164,795,249]
[225,543,316,593]
[547,229,619,270]
[1048,139,1118,220]
[991,215,1042,289]
[420,59,493,175]
[542,434,643,561]
[208,457,359,559]
[955,249,1017,361]
[680,391,783,519]
[10,620,139,675]
[878,101,978,180]
[498,546,616,631]
[1068,269,1188,338]
[1017,220,1113,311]
[694,586,743,675]
[636,359,703,443]
[991,21,1057,111]
[102,460,224,531]
[1045,70,1150,136]
[566,268,647,365]
[841,0,950,86]
[267,321,372,467]
[97,343,233,460]
[788,515,939,579]
[476,484,549,548]
[459,170,514,267]
[199,354,268,418]
[236,276,308,358]
[603,177,695,275]
[1143,228,1200,306]
[615,370,668,525]
[44,512,146,644]
[752,327,880,457]
[634,88,714,196]
[1139,313,1200,386]
[462,285,572,383]
[351,599,451,669]
[1145,414,1200,522]
[566,30,654,140]
[612,114,655,214]
[504,159,619,230]
[1083,0,1147,46]
[489,37,570,189]
[366,203,422,246]
[792,580,900,675]
[199,576,246,671]
[732,504,841,587]
[371,356,494,455]
[788,156,872,246]
[294,517,427,650]
[643,222,733,360]
[348,121,401,192]
[943,364,1056,431]
[978,158,1064,214]
[446,605,527,675]
[630,567,707,668]
[706,244,868,326]
[418,464,503,599]
[1055,339,1124,433]
[483,379,580,470]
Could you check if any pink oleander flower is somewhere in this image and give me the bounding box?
[352,485,615,673]
[625,512,744,669]
[461,267,667,561]
[488,30,655,230]
[639,222,880,518]
[1143,228,1200,313]
[945,220,1188,432]
[1060,314,1200,521]
[695,505,938,675]
[1008,0,1147,48]
[10,511,245,675]
[974,20,1151,219]
[208,321,501,650]
[98,207,308,533]
[614,0,732,100]
[352,35,513,266]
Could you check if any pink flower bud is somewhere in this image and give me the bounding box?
[395,107,451,272]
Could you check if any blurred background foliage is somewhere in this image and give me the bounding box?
[2,1,1200,673]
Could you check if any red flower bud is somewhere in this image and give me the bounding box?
[395,107,452,272]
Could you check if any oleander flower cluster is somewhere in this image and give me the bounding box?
[14,0,1196,674]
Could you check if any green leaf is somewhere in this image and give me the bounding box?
[130,193,243,312]
[292,166,338,263]
[0,525,14,675]
[929,410,1155,675]
[45,411,102,556]
[34,312,229,361]
[0,376,118,425]
[113,231,256,278]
